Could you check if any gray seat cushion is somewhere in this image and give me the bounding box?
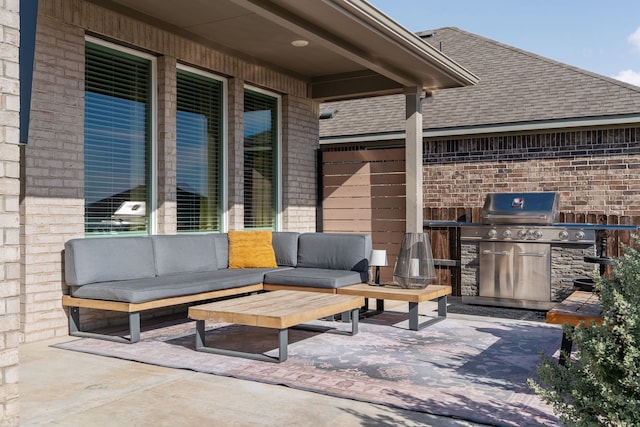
[211,233,229,269]
[152,235,217,276]
[65,237,156,286]
[69,268,287,303]
[297,233,371,273]
[263,267,367,289]
[272,231,300,267]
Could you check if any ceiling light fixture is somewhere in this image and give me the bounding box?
[291,39,309,48]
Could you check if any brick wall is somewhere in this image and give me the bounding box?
[22,13,85,342]
[156,56,178,235]
[423,127,640,215]
[1,0,21,423]
[21,0,320,341]
[281,95,319,232]
[422,127,640,289]
[227,78,244,231]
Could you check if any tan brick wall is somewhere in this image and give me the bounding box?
[22,13,85,342]
[227,78,245,231]
[21,0,320,340]
[1,0,21,423]
[281,95,319,232]
[156,56,177,235]
[423,127,640,216]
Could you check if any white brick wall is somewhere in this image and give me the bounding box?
[1,0,21,423]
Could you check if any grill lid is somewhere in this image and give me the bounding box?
[481,192,559,225]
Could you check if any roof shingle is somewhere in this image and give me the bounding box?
[320,27,640,138]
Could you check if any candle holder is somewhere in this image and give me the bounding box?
[392,232,436,289]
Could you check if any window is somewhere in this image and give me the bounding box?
[176,67,224,232]
[243,88,280,229]
[84,40,153,235]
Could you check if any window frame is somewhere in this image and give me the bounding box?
[175,63,228,233]
[243,85,282,231]
[83,36,158,236]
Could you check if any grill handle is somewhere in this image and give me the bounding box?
[482,250,510,256]
[517,252,547,257]
[483,214,548,221]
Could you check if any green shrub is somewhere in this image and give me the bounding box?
[529,236,640,426]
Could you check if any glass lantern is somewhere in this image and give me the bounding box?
[392,232,436,289]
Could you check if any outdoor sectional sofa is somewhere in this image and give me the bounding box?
[62,231,372,343]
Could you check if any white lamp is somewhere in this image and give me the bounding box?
[369,249,388,286]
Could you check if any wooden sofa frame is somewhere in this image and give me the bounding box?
[62,284,263,343]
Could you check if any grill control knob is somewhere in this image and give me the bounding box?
[558,230,569,240]
[487,229,498,238]
[502,229,512,238]
[533,230,543,239]
[575,231,586,240]
[517,229,528,239]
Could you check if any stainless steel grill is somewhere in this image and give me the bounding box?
[461,192,596,245]
[461,192,595,310]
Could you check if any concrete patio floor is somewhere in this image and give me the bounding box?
[19,298,550,426]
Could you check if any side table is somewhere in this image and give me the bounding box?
[337,284,451,330]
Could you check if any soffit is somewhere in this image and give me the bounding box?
[95,0,478,101]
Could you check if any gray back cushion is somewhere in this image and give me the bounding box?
[211,233,229,269]
[297,233,371,272]
[64,237,156,286]
[152,235,218,276]
[272,232,300,267]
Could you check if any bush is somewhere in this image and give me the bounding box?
[529,236,640,426]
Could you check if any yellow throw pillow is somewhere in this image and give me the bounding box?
[228,230,278,269]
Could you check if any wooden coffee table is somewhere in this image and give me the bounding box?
[188,290,364,363]
[337,284,451,330]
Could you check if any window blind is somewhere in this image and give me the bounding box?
[176,69,223,232]
[243,89,278,229]
[84,42,151,234]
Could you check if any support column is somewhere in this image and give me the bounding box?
[404,87,424,233]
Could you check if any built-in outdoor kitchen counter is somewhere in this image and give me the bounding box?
[425,192,638,311]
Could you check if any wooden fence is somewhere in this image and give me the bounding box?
[321,148,406,285]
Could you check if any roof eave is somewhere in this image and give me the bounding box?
[319,114,640,144]
[232,0,479,98]
[340,0,479,89]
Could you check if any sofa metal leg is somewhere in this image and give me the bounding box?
[195,319,206,349]
[69,306,81,335]
[129,312,141,343]
[67,306,140,343]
